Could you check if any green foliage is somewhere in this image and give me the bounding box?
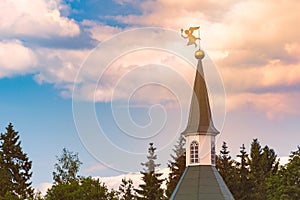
[248,139,279,200]
[267,146,300,200]
[118,178,136,200]
[52,148,82,184]
[165,135,186,198]
[233,144,250,200]
[135,143,164,200]
[0,157,11,198]
[45,177,118,200]
[33,191,44,200]
[0,123,33,199]
[47,149,118,199]
[0,191,21,200]
[136,171,164,200]
[216,141,237,195]
[215,139,283,200]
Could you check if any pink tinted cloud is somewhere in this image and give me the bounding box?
[227,92,300,120]
[0,40,37,77]
[220,61,300,92]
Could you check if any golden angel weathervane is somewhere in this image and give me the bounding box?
[181,26,201,48]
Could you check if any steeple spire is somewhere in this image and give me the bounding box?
[183,49,219,136]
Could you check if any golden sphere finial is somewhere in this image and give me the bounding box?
[195,49,205,60]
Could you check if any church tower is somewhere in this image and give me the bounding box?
[170,33,234,199]
[184,49,219,167]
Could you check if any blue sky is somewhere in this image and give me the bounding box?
[1,0,300,193]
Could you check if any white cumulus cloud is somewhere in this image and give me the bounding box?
[0,40,37,77]
[0,0,80,38]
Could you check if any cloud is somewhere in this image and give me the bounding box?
[108,0,300,90]
[0,0,80,38]
[81,20,123,42]
[96,168,170,191]
[227,92,300,120]
[278,157,290,166]
[83,163,114,173]
[34,48,90,97]
[219,60,300,93]
[105,0,300,120]
[111,0,238,28]
[72,47,198,105]
[0,41,90,97]
[35,182,52,196]
[0,40,37,77]
[35,168,170,196]
[1,0,299,121]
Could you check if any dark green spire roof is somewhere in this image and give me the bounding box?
[170,166,234,200]
[183,55,219,135]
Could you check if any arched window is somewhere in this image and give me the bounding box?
[190,141,199,163]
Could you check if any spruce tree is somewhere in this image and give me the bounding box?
[0,123,33,199]
[165,135,186,198]
[135,143,164,200]
[248,138,262,199]
[267,146,300,200]
[216,141,236,194]
[0,151,11,197]
[260,145,278,176]
[248,139,279,199]
[235,144,250,200]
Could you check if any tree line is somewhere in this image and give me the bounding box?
[0,123,299,199]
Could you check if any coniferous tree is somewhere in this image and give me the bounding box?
[216,141,237,195]
[0,151,11,197]
[267,146,300,200]
[235,144,250,200]
[135,143,164,200]
[165,135,186,198]
[52,148,82,184]
[0,123,33,199]
[260,145,278,176]
[118,178,136,200]
[248,139,279,200]
[248,138,262,199]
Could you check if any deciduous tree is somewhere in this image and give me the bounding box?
[52,148,82,184]
[46,177,118,200]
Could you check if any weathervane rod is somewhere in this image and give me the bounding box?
[198,28,201,50]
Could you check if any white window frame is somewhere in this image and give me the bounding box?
[190,141,199,163]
